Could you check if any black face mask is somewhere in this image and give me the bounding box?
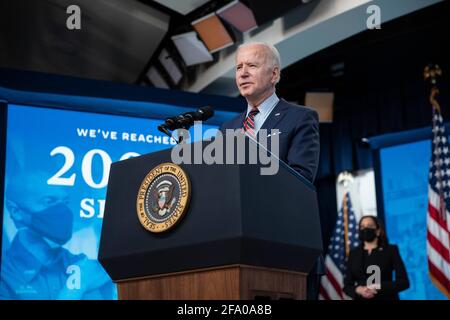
[20,203,74,245]
[359,228,377,242]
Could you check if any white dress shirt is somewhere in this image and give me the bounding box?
[245,92,280,134]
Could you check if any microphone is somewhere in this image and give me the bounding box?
[158,106,214,133]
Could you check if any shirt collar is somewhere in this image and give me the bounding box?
[246,92,279,118]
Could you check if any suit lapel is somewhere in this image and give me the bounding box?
[258,100,288,135]
[229,99,288,135]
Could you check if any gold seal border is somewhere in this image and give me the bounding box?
[136,162,191,233]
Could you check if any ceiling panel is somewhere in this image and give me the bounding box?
[153,0,210,15]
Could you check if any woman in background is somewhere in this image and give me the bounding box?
[343,215,409,300]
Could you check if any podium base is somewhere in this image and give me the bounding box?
[116,264,307,300]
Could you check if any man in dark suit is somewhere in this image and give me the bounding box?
[219,42,320,183]
[220,42,323,299]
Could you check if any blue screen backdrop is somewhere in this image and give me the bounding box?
[380,140,447,300]
[0,104,218,299]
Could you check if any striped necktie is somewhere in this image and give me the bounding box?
[243,107,259,137]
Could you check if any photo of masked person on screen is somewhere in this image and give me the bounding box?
[0,171,113,300]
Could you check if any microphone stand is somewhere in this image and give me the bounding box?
[177,129,187,144]
[157,124,192,145]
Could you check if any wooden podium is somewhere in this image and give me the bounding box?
[117,265,307,300]
[99,138,322,300]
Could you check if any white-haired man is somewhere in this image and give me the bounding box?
[220,42,320,183]
[220,42,323,299]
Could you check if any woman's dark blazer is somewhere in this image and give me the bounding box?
[343,244,410,300]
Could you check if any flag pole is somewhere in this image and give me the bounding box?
[343,192,350,257]
[425,63,450,298]
[425,64,446,222]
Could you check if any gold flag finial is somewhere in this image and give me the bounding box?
[424,64,442,85]
[424,64,442,112]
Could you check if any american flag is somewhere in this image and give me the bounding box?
[319,192,360,300]
[427,105,450,298]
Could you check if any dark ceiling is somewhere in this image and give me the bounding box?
[0,0,310,87]
[0,0,172,83]
[277,0,449,105]
[2,0,445,99]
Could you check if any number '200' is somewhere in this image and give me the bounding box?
[47,146,139,188]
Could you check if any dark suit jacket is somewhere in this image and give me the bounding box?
[343,244,410,300]
[219,99,320,183]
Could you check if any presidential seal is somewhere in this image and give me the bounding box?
[136,163,191,233]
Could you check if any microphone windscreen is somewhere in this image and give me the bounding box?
[198,106,214,121]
